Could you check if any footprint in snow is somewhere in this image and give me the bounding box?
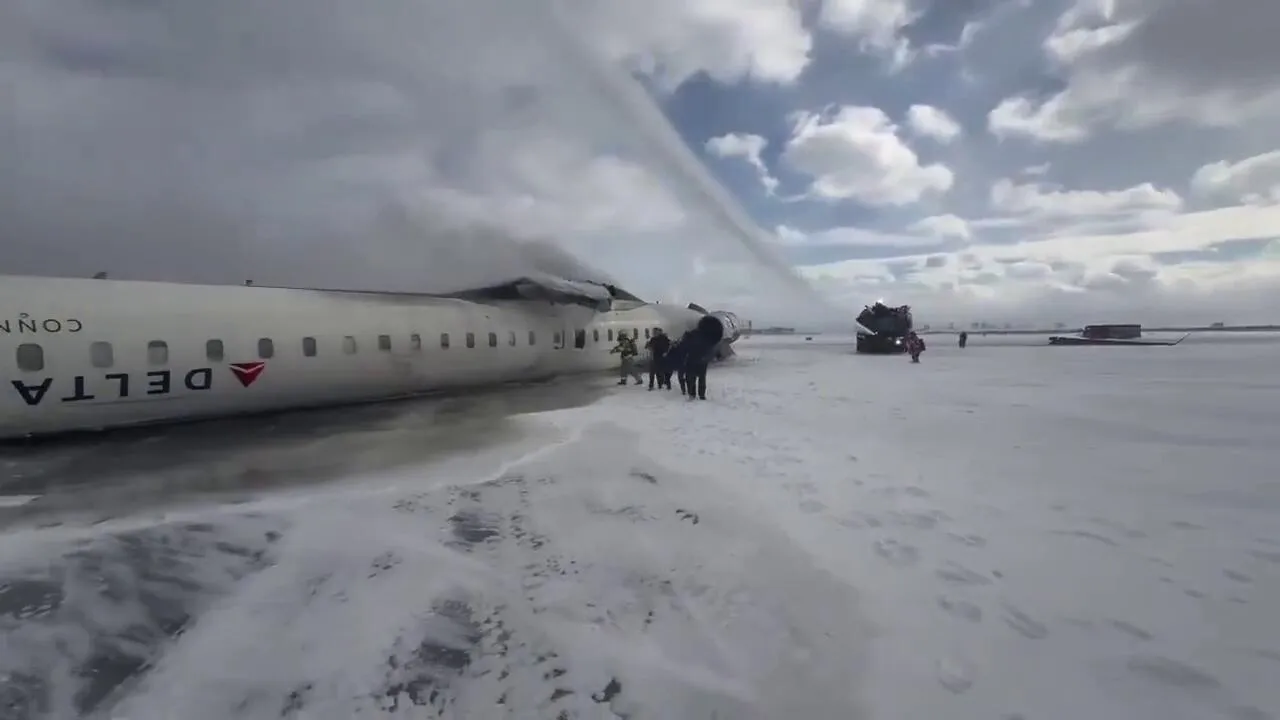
[676,509,699,525]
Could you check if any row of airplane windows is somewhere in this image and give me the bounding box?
[11,326,661,373]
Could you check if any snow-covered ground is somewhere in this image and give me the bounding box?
[2,335,1278,719]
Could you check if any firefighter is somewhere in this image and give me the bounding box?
[609,332,643,385]
[906,331,926,363]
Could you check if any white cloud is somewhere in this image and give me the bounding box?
[988,204,1280,265]
[818,0,914,60]
[781,106,954,206]
[705,133,779,193]
[800,202,1280,325]
[576,0,814,89]
[920,20,984,59]
[906,105,962,143]
[781,0,1280,325]
[1003,260,1054,281]
[765,214,972,254]
[989,179,1183,219]
[1043,22,1138,66]
[1191,151,1280,205]
[773,224,810,246]
[989,96,1091,143]
[776,224,953,250]
[988,0,1280,143]
[909,214,970,240]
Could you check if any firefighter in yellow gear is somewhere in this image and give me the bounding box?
[610,334,643,385]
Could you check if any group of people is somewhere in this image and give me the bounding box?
[610,328,713,400]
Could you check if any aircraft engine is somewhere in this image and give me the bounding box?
[685,304,742,345]
[706,310,742,344]
[683,304,742,361]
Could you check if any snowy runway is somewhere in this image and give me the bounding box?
[2,335,1278,719]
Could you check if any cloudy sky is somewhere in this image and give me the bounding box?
[3,0,1279,326]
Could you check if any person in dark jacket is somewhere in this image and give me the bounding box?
[668,333,687,393]
[681,315,725,401]
[644,329,672,390]
[681,332,712,400]
[667,331,693,394]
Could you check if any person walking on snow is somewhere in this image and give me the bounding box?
[905,331,925,363]
[610,332,643,385]
[644,328,672,390]
[680,330,713,400]
[667,330,693,395]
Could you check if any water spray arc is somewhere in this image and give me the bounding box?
[541,0,841,317]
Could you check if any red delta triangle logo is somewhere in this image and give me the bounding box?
[229,361,266,387]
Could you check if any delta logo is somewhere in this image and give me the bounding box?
[228,361,266,387]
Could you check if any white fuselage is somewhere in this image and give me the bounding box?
[0,275,715,439]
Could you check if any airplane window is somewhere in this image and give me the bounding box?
[206,339,224,362]
[488,332,498,347]
[528,330,536,346]
[553,331,562,347]
[574,329,586,349]
[302,337,317,357]
[90,341,114,368]
[508,331,517,347]
[608,329,614,341]
[644,328,650,339]
[15,343,43,372]
[440,333,450,349]
[147,340,168,366]
[378,334,392,351]
[466,332,475,348]
[410,334,422,351]
[258,338,275,359]
[593,329,599,342]
[343,336,357,354]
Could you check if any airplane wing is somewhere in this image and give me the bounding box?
[444,272,616,310]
